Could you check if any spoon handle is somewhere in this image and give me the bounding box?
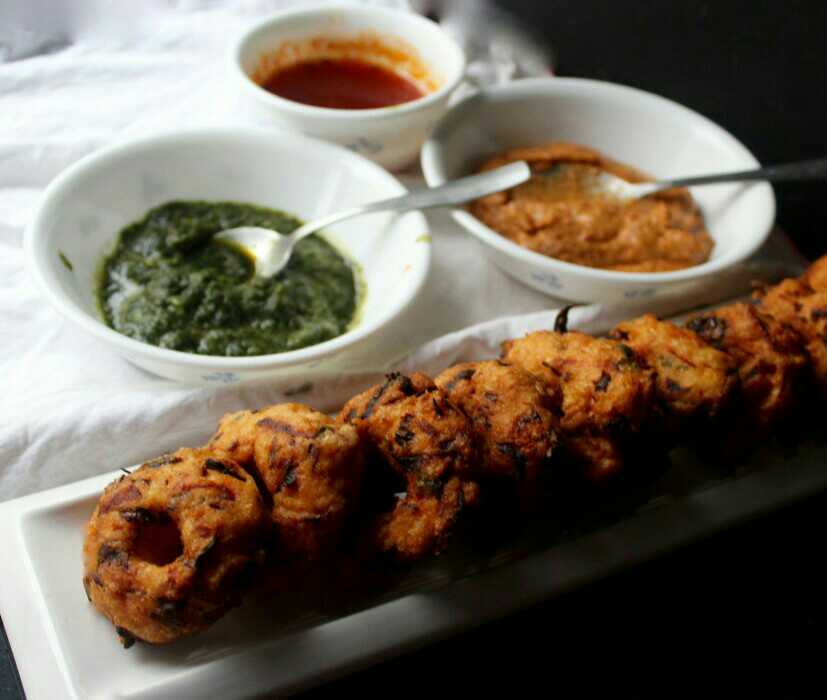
[661,157,827,189]
[361,161,532,213]
[287,161,532,241]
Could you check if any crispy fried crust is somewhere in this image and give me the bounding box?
[801,255,827,291]
[338,372,480,561]
[686,302,807,431]
[434,360,560,508]
[610,313,738,429]
[82,448,269,646]
[754,278,827,395]
[501,329,656,481]
[209,404,364,561]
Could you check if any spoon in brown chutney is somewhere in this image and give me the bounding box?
[544,156,827,202]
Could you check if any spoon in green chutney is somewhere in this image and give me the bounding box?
[214,161,531,278]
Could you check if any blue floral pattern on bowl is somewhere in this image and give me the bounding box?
[200,371,240,384]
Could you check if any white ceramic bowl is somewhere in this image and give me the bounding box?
[230,3,466,171]
[25,128,431,384]
[421,77,775,303]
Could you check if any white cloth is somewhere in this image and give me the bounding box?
[0,0,806,502]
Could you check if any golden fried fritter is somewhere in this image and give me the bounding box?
[434,360,560,508]
[610,314,738,431]
[82,448,269,647]
[755,278,827,395]
[801,254,827,291]
[339,372,480,561]
[686,302,807,432]
[209,404,364,561]
[501,328,656,481]
[370,477,470,562]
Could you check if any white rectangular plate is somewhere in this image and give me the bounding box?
[2,441,827,699]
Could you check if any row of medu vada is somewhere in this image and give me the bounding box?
[84,371,562,645]
[83,253,827,647]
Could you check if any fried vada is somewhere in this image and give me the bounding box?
[501,320,656,481]
[82,447,269,647]
[434,360,560,509]
[609,313,738,435]
[208,404,364,561]
[686,302,807,433]
[755,278,827,396]
[339,372,480,561]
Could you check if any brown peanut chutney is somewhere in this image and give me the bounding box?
[470,143,714,273]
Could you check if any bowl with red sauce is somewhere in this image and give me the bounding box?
[230,3,466,170]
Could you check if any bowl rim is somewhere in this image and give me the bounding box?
[24,126,432,371]
[421,76,776,286]
[229,2,467,121]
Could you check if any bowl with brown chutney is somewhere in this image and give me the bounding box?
[421,78,775,303]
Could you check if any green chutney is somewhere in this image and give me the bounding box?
[98,201,359,357]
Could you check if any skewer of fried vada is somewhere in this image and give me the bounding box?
[82,253,827,647]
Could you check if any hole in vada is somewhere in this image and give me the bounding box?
[131,512,183,565]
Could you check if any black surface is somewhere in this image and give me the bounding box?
[0,619,22,700]
[301,491,827,698]
[3,2,827,698]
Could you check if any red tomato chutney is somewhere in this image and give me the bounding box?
[261,57,425,109]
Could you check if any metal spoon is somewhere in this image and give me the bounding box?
[546,156,827,202]
[214,161,531,278]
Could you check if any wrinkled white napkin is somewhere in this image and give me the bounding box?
[0,0,806,502]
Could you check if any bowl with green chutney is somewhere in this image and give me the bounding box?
[25,128,431,384]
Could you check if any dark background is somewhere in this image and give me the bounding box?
[3,1,827,697]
